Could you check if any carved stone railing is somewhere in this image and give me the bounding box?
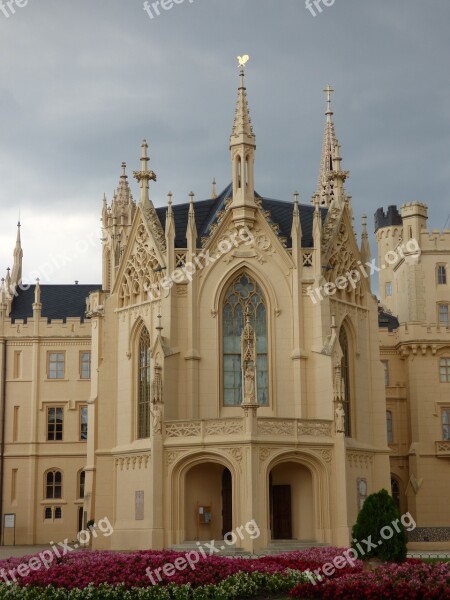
[164,419,244,441]
[164,417,333,443]
[436,441,450,457]
[258,418,333,439]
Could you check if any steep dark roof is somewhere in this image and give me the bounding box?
[378,308,399,332]
[155,183,327,248]
[10,284,100,323]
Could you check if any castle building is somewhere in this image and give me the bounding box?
[0,69,392,552]
[376,204,450,549]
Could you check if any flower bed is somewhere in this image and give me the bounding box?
[0,547,351,590]
[290,559,450,600]
[1,547,448,600]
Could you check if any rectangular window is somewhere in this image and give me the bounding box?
[442,408,450,440]
[439,305,449,328]
[387,411,394,444]
[54,507,62,520]
[44,507,52,520]
[385,282,393,297]
[48,353,65,379]
[438,265,447,285]
[80,406,88,441]
[79,351,91,380]
[440,358,450,383]
[47,407,63,441]
[382,360,390,386]
[13,351,21,379]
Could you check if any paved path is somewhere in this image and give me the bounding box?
[0,546,50,560]
[1,545,449,561]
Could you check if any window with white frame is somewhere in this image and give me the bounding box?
[47,352,65,379]
[442,408,450,440]
[437,265,447,285]
[47,407,63,441]
[45,470,62,499]
[440,358,450,383]
[438,304,449,328]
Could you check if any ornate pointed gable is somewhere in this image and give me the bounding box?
[133,140,166,254]
[113,207,166,308]
[322,204,369,305]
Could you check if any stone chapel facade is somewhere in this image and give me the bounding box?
[1,69,399,552]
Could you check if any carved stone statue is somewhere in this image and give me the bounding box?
[335,402,345,434]
[241,308,257,405]
[150,400,162,435]
[244,364,256,403]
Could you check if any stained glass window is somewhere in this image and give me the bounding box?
[138,327,151,438]
[223,273,268,406]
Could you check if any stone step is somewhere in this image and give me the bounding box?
[171,541,248,556]
[171,539,329,557]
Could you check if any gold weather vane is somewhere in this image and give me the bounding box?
[237,55,250,68]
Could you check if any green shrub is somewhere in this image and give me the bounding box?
[351,488,407,562]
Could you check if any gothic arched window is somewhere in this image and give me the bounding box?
[339,326,352,437]
[391,477,400,509]
[137,327,151,438]
[223,273,268,406]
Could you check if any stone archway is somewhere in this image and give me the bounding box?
[170,454,238,544]
[269,461,314,540]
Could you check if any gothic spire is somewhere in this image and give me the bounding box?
[315,85,342,208]
[11,220,23,288]
[230,66,256,149]
[229,60,257,223]
[114,162,133,206]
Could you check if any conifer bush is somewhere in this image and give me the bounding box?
[351,488,407,563]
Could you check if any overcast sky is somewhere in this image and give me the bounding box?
[0,0,449,285]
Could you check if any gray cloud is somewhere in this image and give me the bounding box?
[0,0,449,283]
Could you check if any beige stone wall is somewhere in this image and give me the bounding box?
[378,201,450,547]
[0,315,91,545]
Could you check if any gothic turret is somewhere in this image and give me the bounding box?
[101,162,137,291]
[229,63,257,227]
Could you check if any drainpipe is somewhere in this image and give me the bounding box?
[0,339,7,545]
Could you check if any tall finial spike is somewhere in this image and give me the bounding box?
[133,139,157,205]
[324,84,334,122]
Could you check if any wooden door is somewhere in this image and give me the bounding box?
[221,468,232,537]
[272,485,292,539]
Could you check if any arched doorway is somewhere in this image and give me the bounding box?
[184,462,233,541]
[269,461,314,541]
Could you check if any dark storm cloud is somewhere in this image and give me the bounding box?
[0,0,449,283]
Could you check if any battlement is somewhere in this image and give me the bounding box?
[1,315,91,338]
[400,202,428,220]
[374,205,403,232]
